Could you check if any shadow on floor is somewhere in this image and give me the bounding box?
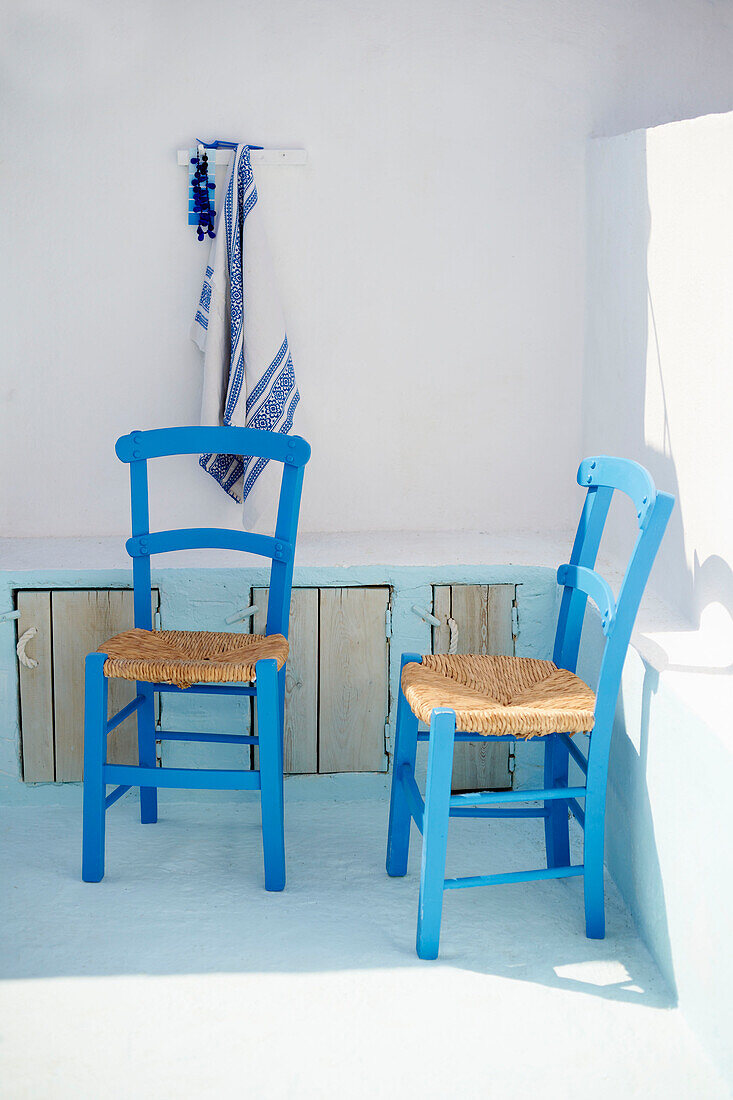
[0,795,674,1010]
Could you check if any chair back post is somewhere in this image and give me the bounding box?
[267,462,305,638]
[552,484,613,672]
[587,489,674,776]
[553,455,673,785]
[129,454,153,630]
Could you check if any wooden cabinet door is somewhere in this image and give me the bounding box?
[254,586,389,774]
[17,588,158,782]
[17,592,54,782]
[253,587,318,774]
[319,587,389,773]
[52,590,145,780]
[432,584,515,791]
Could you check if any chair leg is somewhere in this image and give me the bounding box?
[136,682,158,824]
[583,786,606,938]
[257,658,285,892]
[387,669,420,877]
[82,653,108,883]
[544,733,570,868]
[416,708,456,960]
[278,664,287,796]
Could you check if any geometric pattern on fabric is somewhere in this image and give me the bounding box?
[98,629,288,690]
[402,654,595,737]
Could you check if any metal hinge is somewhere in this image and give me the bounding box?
[511,605,519,638]
[384,720,392,755]
[385,607,392,638]
[155,739,162,765]
[154,608,162,631]
[508,748,516,775]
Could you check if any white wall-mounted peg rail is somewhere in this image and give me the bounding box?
[177,148,307,167]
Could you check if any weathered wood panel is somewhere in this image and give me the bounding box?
[432,584,515,791]
[17,591,55,781]
[318,587,389,773]
[253,587,318,774]
[51,590,157,780]
[432,586,452,655]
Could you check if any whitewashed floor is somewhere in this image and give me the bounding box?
[0,784,728,1099]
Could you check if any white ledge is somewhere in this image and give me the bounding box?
[0,531,572,574]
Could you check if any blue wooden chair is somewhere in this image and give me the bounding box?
[386,456,673,959]
[82,426,310,889]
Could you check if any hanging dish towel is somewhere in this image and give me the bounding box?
[191,143,300,526]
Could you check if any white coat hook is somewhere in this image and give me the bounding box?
[17,626,39,669]
[225,604,260,626]
[411,605,441,628]
[177,148,307,167]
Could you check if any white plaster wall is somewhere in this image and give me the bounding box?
[584,112,733,630]
[576,611,733,1084]
[3,0,733,539]
[583,112,733,1080]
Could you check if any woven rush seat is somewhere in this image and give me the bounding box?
[98,629,288,689]
[402,654,595,737]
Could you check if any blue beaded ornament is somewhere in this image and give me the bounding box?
[189,144,216,242]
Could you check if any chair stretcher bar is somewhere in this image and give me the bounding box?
[445,865,584,890]
[103,764,261,791]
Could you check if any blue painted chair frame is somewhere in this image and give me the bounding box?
[386,456,674,958]
[82,426,311,890]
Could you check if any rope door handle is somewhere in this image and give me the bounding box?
[17,626,39,669]
[447,617,459,654]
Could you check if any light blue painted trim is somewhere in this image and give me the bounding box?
[0,562,557,590]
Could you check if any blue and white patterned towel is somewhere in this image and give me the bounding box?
[192,144,299,524]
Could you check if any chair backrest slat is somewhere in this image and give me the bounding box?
[555,564,616,635]
[117,427,310,639]
[117,426,310,467]
[126,529,293,563]
[553,484,613,670]
[577,456,656,525]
